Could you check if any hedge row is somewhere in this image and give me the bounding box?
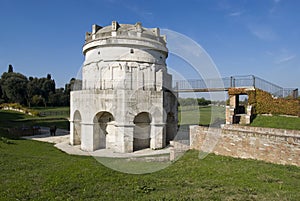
[0,103,39,116]
[228,88,300,117]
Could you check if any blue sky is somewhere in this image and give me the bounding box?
[0,0,299,90]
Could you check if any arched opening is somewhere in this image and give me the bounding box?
[93,112,114,149]
[133,112,151,151]
[166,112,176,145]
[73,110,82,145]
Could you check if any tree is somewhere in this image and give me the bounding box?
[27,77,41,107]
[8,64,13,73]
[197,97,211,106]
[42,78,55,103]
[0,84,4,104]
[0,72,28,104]
[48,88,69,106]
[0,66,73,106]
[31,95,46,107]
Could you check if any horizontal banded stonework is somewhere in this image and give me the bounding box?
[190,125,300,167]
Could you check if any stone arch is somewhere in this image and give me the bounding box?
[133,112,151,151]
[73,110,81,145]
[93,111,115,149]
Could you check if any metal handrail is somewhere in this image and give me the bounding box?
[173,75,298,98]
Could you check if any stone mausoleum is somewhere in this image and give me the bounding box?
[70,21,177,153]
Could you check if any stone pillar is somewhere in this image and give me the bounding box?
[69,120,75,145]
[81,123,94,152]
[225,106,235,124]
[114,124,134,153]
[229,95,239,108]
[150,123,165,149]
[226,94,239,124]
[70,120,82,145]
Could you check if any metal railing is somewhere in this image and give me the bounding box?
[173,75,298,98]
[70,75,298,98]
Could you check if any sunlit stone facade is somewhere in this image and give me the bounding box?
[70,21,177,153]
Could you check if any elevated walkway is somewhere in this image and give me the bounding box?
[173,75,298,98]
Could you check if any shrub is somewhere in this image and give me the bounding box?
[228,88,300,117]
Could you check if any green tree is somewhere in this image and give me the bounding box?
[48,88,69,106]
[197,97,211,106]
[31,95,46,107]
[27,77,41,107]
[0,84,4,104]
[0,72,28,104]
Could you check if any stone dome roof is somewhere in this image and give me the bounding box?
[83,21,168,55]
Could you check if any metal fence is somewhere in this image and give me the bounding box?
[173,75,298,98]
[69,75,298,98]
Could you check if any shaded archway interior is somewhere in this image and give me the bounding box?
[93,112,115,149]
[133,112,151,151]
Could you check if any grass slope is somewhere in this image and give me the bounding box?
[0,139,299,200]
[251,115,300,130]
[0,108,69,132]
[179,106,225,126]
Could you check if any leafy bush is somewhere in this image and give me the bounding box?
[0,103,38,116]
[228,88,300,116]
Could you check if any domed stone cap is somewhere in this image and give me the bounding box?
[83,21,168,55]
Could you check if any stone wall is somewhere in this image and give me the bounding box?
[190,125,300,167]
[169,140,190,161]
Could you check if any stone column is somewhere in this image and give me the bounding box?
[226,94,239,124]
[225,106,235,124]
[229,95,239,108]
[80,122,94,152]
[150,123,165,149]
[69,120,75,145]
[114,124,134,153]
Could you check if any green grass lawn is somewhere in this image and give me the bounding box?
[1,108,300,199]
[251,115,300,130]
[31,107,70,113]
[31,106,70,118]
[0,138,299,200]
[0,108,69,132]
[179,105,225,126]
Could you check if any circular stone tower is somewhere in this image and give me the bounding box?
[70,21,177,153]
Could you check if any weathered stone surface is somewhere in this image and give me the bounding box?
[190,125,300,167]
[70,21,178,153]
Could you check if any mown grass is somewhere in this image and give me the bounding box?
[251,115,300,130]
[0,108,69,131]
[179,105,225,126]
[31,107,70,113]
[0,138,299,200]
[31,106,69,118]
[1,108,300,199]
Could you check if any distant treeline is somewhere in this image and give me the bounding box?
[178,97,228,107]
[178,97,212,106]
[0,65,76,107]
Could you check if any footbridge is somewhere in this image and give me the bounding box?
[173,75,298,98]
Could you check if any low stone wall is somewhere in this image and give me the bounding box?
[169,140,189,161]
[190,125,300,167]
